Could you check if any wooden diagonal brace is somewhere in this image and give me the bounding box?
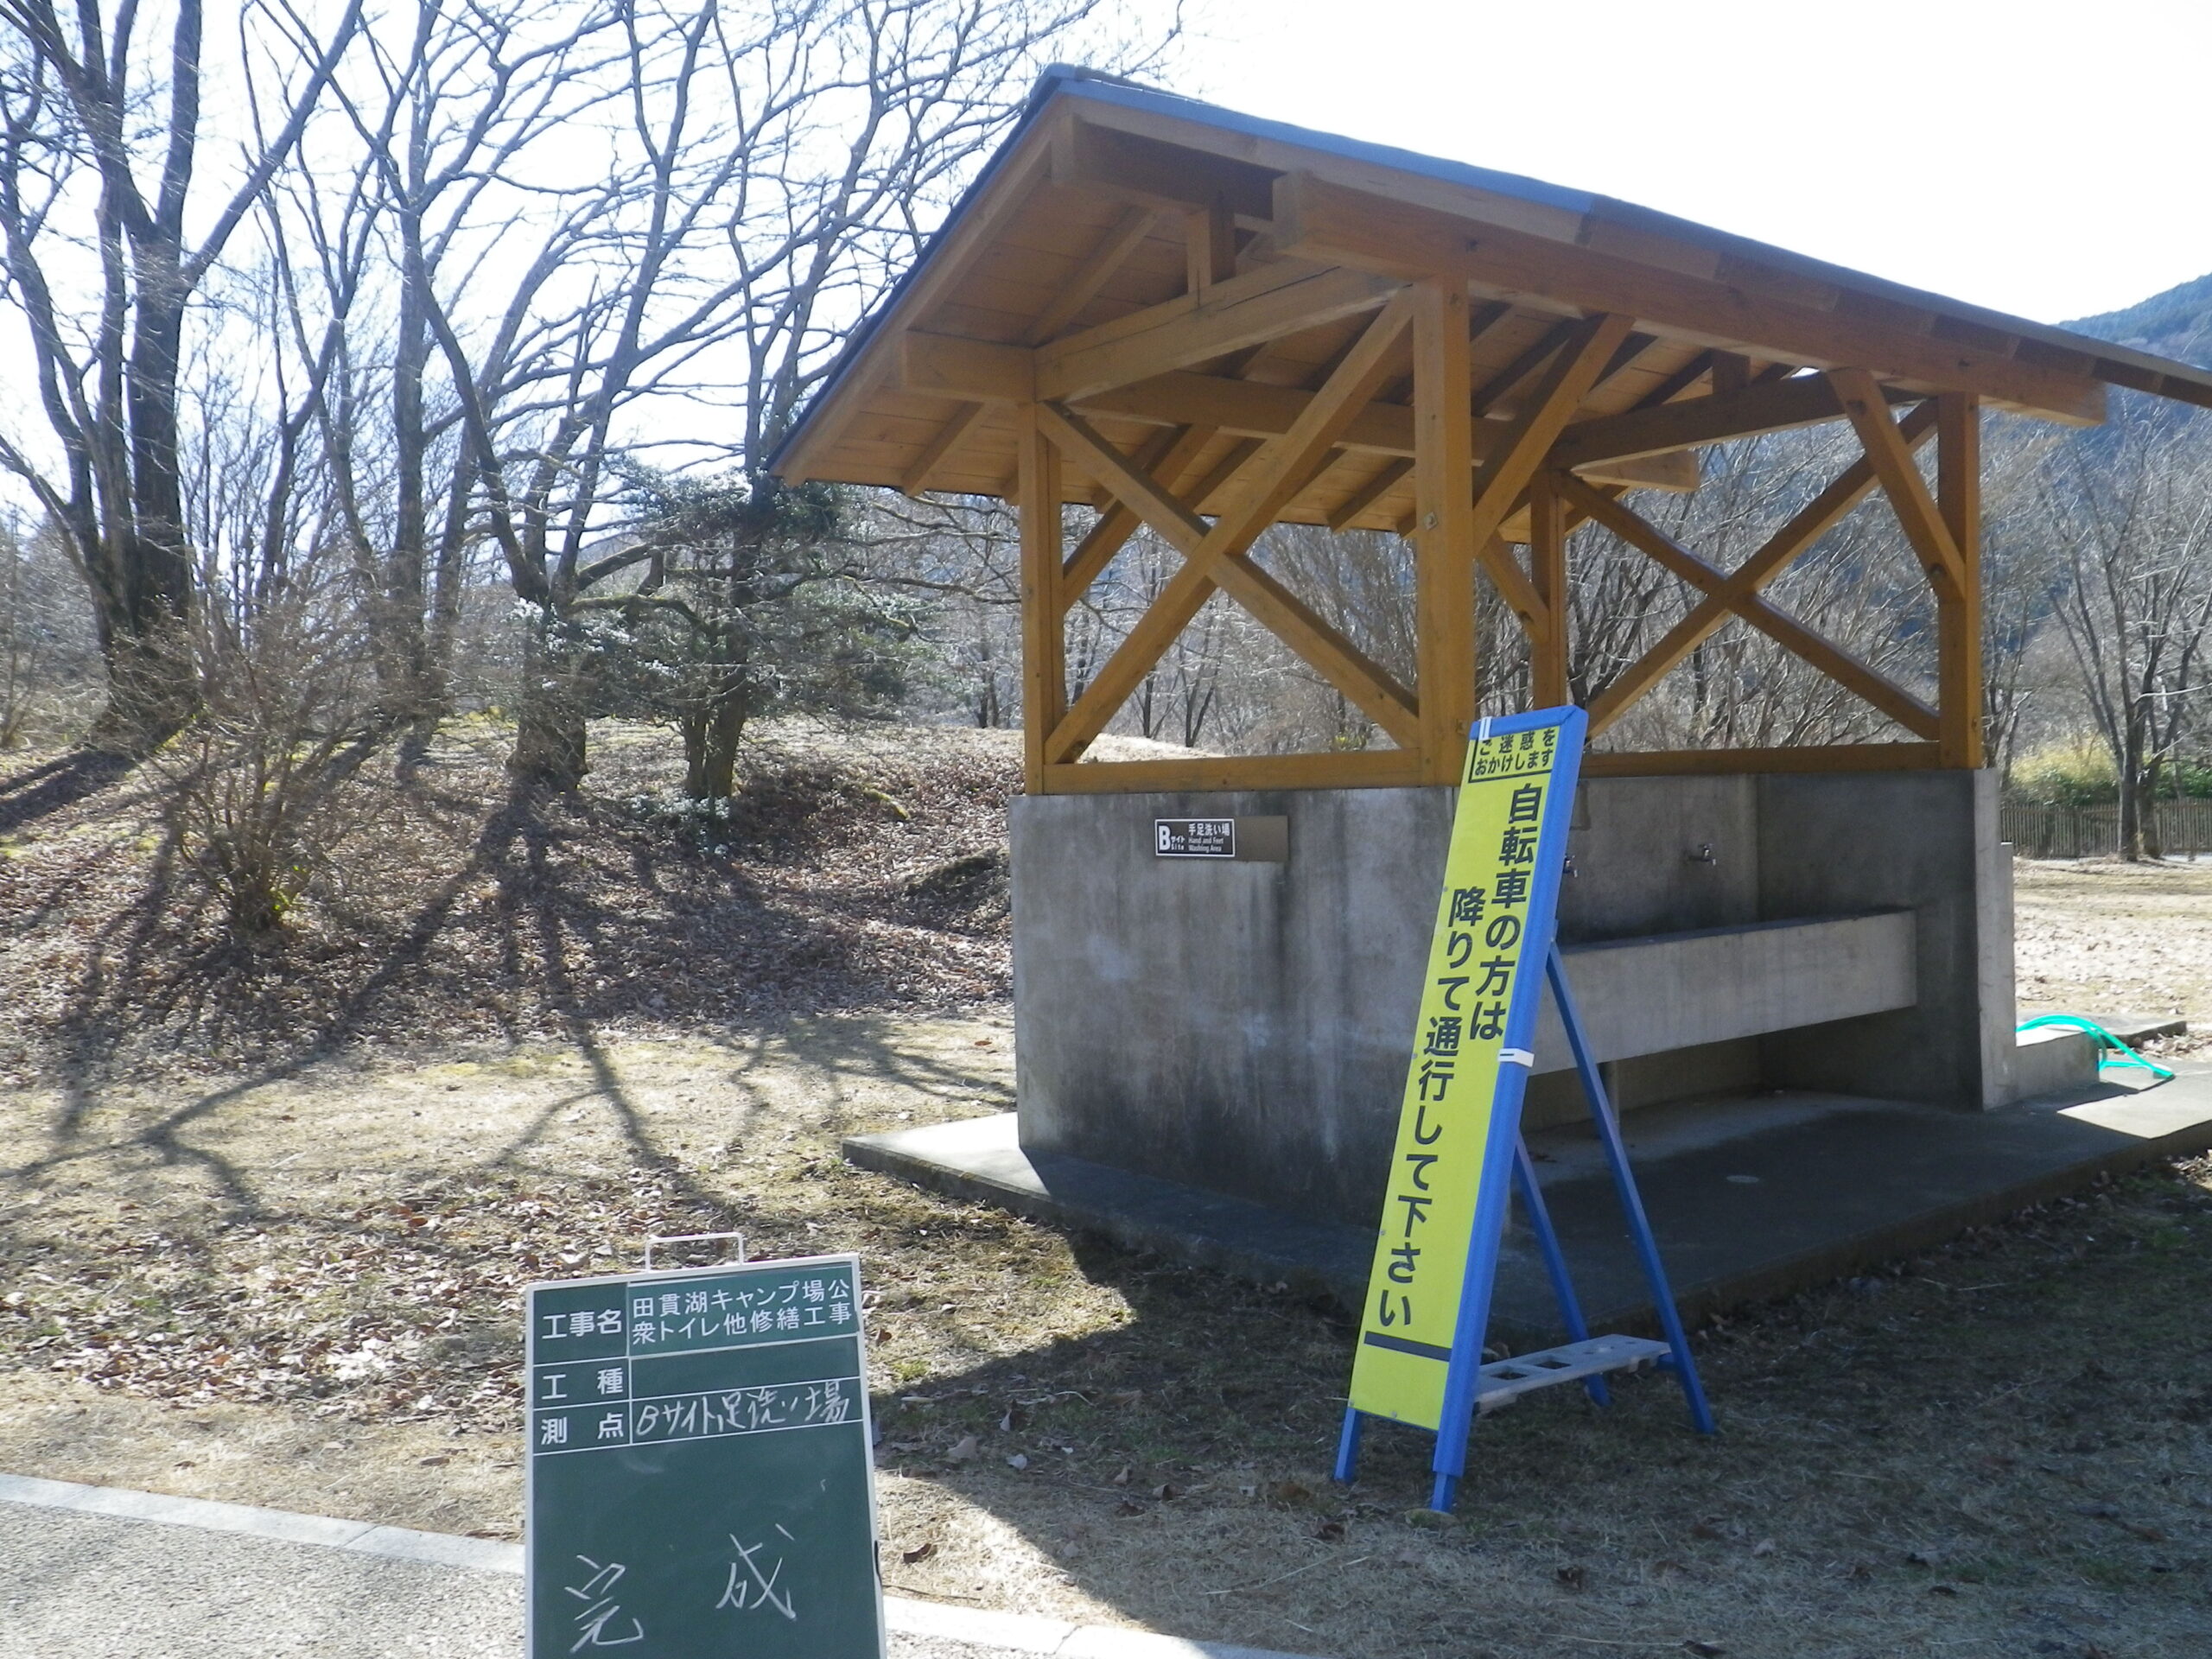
[1037,298,1421,758]
[1041,397,1420,756]
[1829,367,1967,601]
[1560,475,1939,740]
[1580,402,1939,734]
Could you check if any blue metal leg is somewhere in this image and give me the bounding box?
[1512,1139,1610,1408]
[1428,1469,1457,1512]
[1333,1407,1363,1484]
[1546,947,1716,1436]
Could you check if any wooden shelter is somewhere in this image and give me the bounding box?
[772,68,2212,795]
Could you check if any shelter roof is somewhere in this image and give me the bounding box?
[770,67,2212,536]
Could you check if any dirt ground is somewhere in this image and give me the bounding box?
[1,1017,2208,1659]
[2016,858,2212,1031]
[2,739,2209,1658]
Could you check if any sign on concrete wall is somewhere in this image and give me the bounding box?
[1349,712,1581,1432]
[1152,816,1288,861]
[525,1254,883,1658]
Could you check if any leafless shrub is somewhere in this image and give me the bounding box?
[153,575,382,944]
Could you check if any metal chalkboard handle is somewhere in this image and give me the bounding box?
[643,1230,747,1268]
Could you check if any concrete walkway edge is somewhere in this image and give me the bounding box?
[0,1471,1319,1659]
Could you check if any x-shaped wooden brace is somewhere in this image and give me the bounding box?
[1566,398,1944,740]
[1036,289,1423,762]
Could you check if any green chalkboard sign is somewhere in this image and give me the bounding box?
[524,1253,883,1657]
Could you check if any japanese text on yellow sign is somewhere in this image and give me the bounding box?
[1348,722,1561,1430]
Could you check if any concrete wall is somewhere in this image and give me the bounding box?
[1754,769,2017,1108]
[1012,769,2018,1228]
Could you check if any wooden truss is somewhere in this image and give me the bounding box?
[1008,279,1986,791]
[770,93,2132,793]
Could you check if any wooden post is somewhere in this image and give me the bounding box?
[1413,279,1476,783]
[1936,392,1984,769]
[1018,405,1065,793]
[1529,472,1569,708]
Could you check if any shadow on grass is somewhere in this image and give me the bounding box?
[0,750,132,836]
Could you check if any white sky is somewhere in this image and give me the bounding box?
[1185,0,2210,327]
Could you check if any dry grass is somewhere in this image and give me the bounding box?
[1,1028,2207,1659]
[0,736,2209,1658]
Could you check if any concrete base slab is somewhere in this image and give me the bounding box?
[843,1068,2212,1342]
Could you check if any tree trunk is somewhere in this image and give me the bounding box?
[508,624,589,790]
[682,677,748,801]
[84,613,199,754]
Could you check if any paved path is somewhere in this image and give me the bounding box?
[0,1473,1313,1659]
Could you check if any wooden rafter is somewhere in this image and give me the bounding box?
[900,401,991,496]
[1471,318,1580,416]
[1829,367,1967,601]
[1028,205,1160,346]
[1327,455,1413,530]
[1036,294,1422,759]
[1560,473,1940,741]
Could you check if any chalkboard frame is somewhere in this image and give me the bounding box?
[522,1250,885,1658]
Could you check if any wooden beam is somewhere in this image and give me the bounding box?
[1036,259,1402,403]
[1071,369,1699,490]
[1039,747,1421,795]
[1049,116,1275,221]
[1037,301,1422,757]
[1027,206,1159,345]
[900,401,992,496]
[1829,367,1967,601]
[1548,373,1912,471]
[1271,171,2107,425]
[1018,407,1065,795]
[1185,195,1239,296]
[899,333,1033,402]
[1583,742,1942,778]
[1631,349,1716,410]
[1581,402,1938,735]
[1414,279,1477,781]
[1529,472,1569,707]
[1560,475,1940,741]
[1936,391,1985,768]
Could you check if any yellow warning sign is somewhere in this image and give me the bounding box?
[1348,721,1565,1430]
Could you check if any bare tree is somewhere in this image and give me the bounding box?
[0,0,365,748]
[289,0,1172,789]
[2021,398,2212,857]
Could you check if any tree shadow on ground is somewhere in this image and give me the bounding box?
[0,751,131,836]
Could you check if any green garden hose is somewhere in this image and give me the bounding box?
[2016,1014,2177,1081]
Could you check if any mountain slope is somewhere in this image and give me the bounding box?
[2065,271,2212,369]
